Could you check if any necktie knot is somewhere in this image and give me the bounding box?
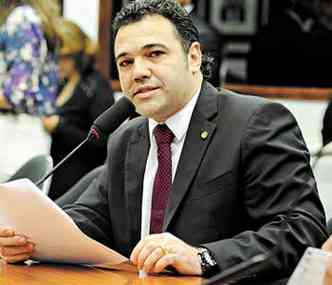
[153,124,174,146]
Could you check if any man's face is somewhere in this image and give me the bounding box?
[114,15,202,122]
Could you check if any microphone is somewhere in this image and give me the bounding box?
[36,96,135,187]
[88,96,136,141]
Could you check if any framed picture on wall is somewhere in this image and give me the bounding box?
[210,0,259,36]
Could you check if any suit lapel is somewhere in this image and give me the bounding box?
[125,120,149,245]
[164,82,219,230]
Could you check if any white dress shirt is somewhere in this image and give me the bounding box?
[141,88,201,239]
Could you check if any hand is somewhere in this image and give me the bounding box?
[0,227,34,263]
[322,236,332,285]
[323,236,332,252]
[42,115,60,133]
[130,232,202,275]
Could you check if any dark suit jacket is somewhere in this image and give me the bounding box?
[63,81,327,282]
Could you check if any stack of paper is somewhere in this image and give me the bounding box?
[0,179,128,266]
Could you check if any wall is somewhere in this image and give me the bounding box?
[63,0,99,41]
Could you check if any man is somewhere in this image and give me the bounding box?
[177,0,222,87]
[0,0,327,282]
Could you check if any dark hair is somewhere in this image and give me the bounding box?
[112,0,213,80]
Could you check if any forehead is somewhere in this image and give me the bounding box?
[114,15,182,57]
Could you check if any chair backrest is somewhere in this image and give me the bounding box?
[7,155,53,195]
[327,218,332,236]
[55,164,105,207]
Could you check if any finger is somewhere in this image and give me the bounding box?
[1,243,34,258]
[0,228,15,238]
[130,233,169,265]
[0,235,27,247]
[143,233,165,240]
[153,253,177,273]
[137,242,161,269]
[142,247,164,273]
[5,252,32,264]
[130,240,146,265]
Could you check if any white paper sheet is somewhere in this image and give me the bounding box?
[287,247,332,285]
[0,179,128,265]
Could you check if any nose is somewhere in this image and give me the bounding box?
[132,58,151,82]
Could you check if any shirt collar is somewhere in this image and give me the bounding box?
[148,86,201,143]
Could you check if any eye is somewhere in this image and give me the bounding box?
[118,59,133,67]
[149,50,164,58]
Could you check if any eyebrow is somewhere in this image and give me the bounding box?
[115,43,168,62]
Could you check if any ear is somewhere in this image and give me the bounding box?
[188,41,202,73]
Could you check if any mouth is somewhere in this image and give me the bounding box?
[133,86,160,97]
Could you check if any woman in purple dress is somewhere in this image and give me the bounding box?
[0,0,60,181]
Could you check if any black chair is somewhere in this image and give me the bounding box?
[327,218,332,236]
[311,98,332,169]
[55,164,105,207]
[7,154,53,195]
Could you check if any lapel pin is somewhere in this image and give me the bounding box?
[201,131,208,140]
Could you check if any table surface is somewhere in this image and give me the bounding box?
[0,261,204,285]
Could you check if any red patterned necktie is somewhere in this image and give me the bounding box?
[150,124,174,234]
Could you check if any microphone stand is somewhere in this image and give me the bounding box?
[35,97,135,188]
[36,137,90,187]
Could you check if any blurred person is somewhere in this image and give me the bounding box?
[0,1,327,283]
[42,19,114,200]
[316,0,332,31]
[246,0,332,87]
[0,0,60,181]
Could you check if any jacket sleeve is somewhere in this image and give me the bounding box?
[62,165,113,247]
[203,102,327,279]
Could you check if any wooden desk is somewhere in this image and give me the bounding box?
[224,83,332,101]
[0,261,203,285]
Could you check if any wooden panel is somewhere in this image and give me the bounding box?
[224,83,332,101]
[97,0,112,79]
